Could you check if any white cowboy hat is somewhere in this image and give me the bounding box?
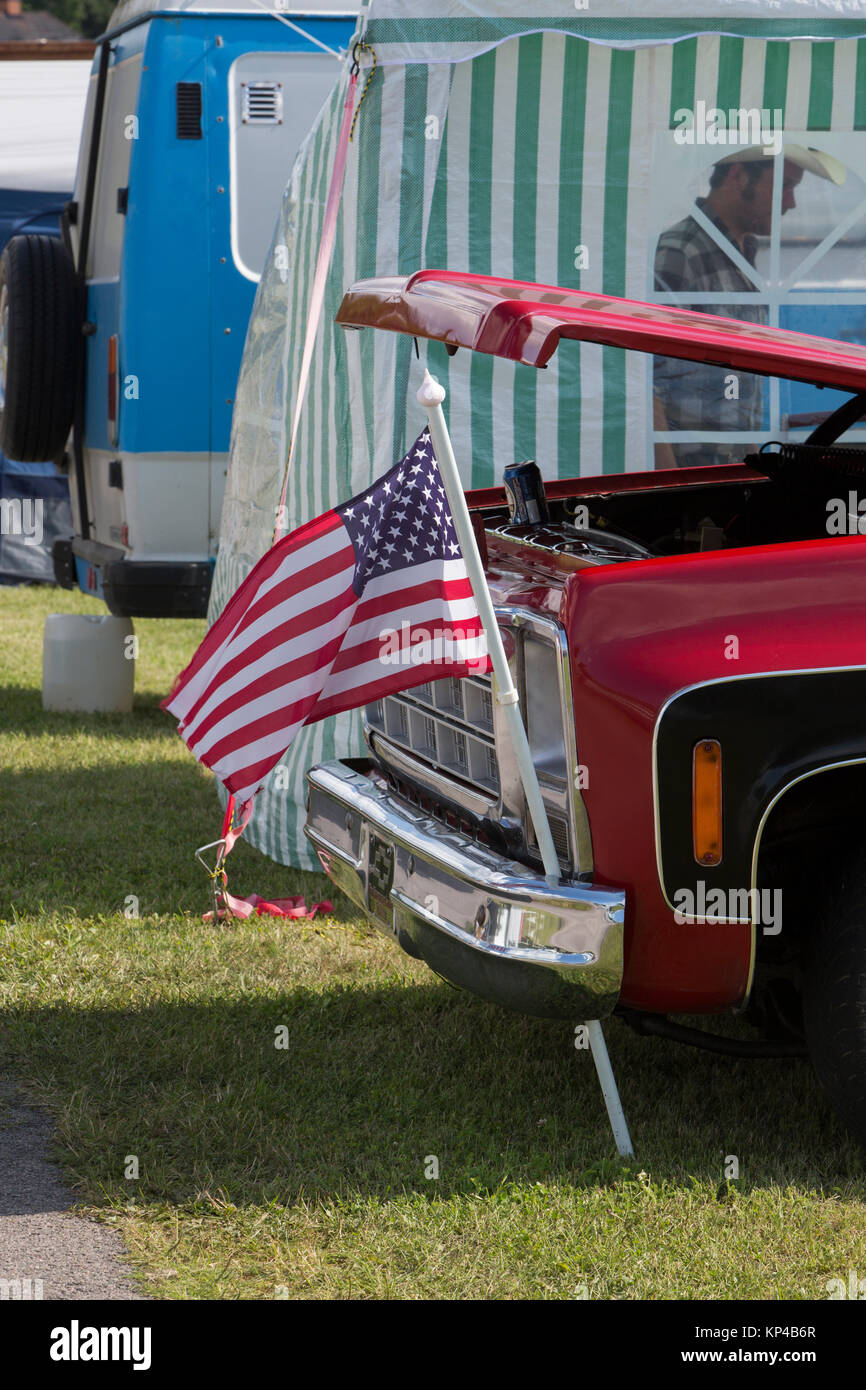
[715,143,847,185]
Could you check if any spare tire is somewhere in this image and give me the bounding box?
[0,234,79,462]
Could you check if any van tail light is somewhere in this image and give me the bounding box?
[692,739,722,866]
[108,334,118,446]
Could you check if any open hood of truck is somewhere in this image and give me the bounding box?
[336,269,866,394]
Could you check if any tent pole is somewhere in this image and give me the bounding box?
[416,369,634,1159]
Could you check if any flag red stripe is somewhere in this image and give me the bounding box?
[221,750,290,801]
[343,572,475,630]
[199,681,326,773]
[161,510,345,706]
[327,616,486,676]
[219,530,354,644]
[182,616,351,755]
[177,567,356,739]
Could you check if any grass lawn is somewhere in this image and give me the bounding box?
[0,582,864,1300]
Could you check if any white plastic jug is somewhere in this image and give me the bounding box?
[42,614,135,713]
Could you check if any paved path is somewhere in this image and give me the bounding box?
[0,1083,145,1300]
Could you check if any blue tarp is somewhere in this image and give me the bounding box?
[0,186,69,248]
[0,460,71,585]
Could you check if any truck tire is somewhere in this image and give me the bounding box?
[803,854,866,1146]
[0,234,78,462]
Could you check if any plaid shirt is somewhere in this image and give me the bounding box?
[653,199,767,466]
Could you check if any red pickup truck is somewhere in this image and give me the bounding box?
[305,270,866,1147]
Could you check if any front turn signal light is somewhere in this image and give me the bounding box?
[692,738,722,866]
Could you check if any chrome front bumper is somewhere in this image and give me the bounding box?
[304,761,625,1019]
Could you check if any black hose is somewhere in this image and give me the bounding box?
[618,1009,807,1058]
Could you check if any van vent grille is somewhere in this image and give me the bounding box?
[176,83,202,140]
[241,81,283,125]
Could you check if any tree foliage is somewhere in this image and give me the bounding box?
[24,0,116,39]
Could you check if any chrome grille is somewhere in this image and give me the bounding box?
[363,608,591,876]
[365,672,499,795]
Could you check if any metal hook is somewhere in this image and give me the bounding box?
[195,838,231,921]
[195,838,228,879]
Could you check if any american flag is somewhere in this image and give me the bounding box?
[162,430,490,807]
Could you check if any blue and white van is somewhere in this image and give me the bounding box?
[0,0,359,616]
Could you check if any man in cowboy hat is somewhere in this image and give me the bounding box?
[653,145,846,468]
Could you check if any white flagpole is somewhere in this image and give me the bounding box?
[416,370,634,1160]
[417,371,561,888]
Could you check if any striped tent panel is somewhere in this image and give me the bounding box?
[211,24,866,868]
[357,1,866,67]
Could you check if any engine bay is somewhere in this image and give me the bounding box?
[477,444,866,561]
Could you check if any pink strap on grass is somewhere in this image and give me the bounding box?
[204,892,332,922]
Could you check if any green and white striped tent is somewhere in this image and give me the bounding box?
[211,0,866,869]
